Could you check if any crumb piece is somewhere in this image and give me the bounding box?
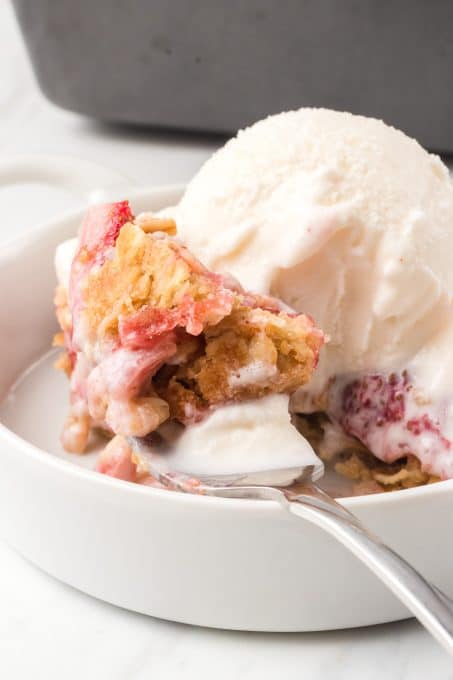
[60,411,91,453]
[52,332,65,348]
[54,351,73,377]
[135,213,177,235]
[105,395,169,437]
[96,435,137,481]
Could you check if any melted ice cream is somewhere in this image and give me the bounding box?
[158,393,324,484]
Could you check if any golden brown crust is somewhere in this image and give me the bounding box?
[156,307,321,421]
[82,222,229,342]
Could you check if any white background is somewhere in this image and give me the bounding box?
[1,1,452,677]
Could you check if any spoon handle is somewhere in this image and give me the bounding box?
[286,484,453,656]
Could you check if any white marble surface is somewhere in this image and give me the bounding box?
[1,1,452,677]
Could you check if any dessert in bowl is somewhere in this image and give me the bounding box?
[56,108,453,494]
[1,109,453,631]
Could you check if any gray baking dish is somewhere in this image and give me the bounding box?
[12,0,453,151]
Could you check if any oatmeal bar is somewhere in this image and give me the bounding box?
[55,201,324,455]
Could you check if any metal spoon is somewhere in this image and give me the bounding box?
[131,437,453,656]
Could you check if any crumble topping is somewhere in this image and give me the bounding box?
[55,202,324,455]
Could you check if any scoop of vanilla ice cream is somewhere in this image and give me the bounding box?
[160,394,324,484]
[171,109,453,401]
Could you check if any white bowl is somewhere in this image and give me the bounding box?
[1,185,452,632]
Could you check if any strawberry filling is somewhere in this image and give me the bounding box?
[330,371,452,477]
[119,291,235,347]
[77,200,134,259]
